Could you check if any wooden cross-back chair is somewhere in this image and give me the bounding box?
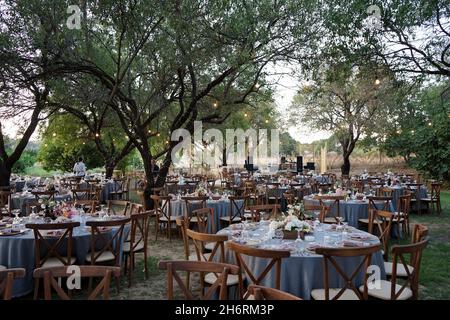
[226,241,290,300]
[182,195,208,226]
[85,217,130,267]
[318,195,345,224]
[33,266,121,300]
[109,178,126,200]
[152,195,177,241]
[384,224,428,279]
[358,196,392,228]
[312,244,381,300]
[124,210,151,286]
[393,194,411,237]
[421,182,442,214]
[364,238,429,300]
[220,196,247,227]
[248,284,302,300]
[283,192,296,207]
[31,191,56,201]
[107,200,130,216]
[0,190,12,217]
[303,203,324,220]
[25,221,80,299]
[246,204,280,222]
[377,187,393,197]
[185,229,240,296]
[265,184,281,206]
[193,207,215,234]
[71,188,92,201]
[158,260,240,300]
[368,210,393,261]
[0,268,26,300]
[74,200,98,214]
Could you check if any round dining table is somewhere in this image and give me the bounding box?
[217,221,386,299]
[167,197,244,232]
[0,216,130,298]
[10,192,72,215]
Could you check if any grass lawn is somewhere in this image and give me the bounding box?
[409,191,450,299]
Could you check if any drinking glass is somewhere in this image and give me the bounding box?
[274,229,283,241]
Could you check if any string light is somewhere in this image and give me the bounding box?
[244,113,248,117]
[157,133,161,137]
[148,130,152,134]
[265,119,269,124]
[213,102,218,108]
[428,122,432,126]
[375,79,381,85]
[166,140,169,144]
[254,83,260,89]
[44,144,48,147]
[396,130,401,134]
[52,133,56,137]
[95,133,99,137]
[411,130,415,134]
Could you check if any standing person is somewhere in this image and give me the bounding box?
[73,157,87,176]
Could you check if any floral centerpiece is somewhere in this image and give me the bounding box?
[287,203,304,217]
[269,213,312,240]
[195,185,207,196]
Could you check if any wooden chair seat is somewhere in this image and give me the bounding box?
[383,261,414,277]
[219,216,242,222]
[85,250,115,263]
[0,265,6,270]
[358,218,381,225]
[359,280,413,300]
[159,216,178,222]
[123,241,145,253]
[204,242,215,251]
[204,273,241,286]
[311,288,360,300]
[42,257,76,268]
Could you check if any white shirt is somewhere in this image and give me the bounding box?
[73,162,87,175]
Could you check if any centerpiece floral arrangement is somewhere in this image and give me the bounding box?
[195,185,207,196]
[269,212,312,239]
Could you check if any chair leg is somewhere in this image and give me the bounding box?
[144,250,149,279]
[33,278,39,300]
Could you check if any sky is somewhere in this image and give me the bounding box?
[1,64,329,145]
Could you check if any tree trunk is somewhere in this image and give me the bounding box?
[341,154,351,176]
[140,151,155,210]
[0,163,11,187]
[104,161,116,179]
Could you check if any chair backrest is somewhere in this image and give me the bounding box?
[129,203,144,215]
[390,238,429,300]
[303,203,324,220]
[33,266,121,300]
[226,241,290,299]
[315,244,381,300]
[158,260,240,300]
[0,268,26,300]
[397,194,411,217]
[247,204,280,222]
[378,187,393,197]
[25,222,80,267]
[368,196,392,213]
[129,210,151,254]
[248,284,302,300]
[192,207,215,233]
[86,217,131,266]
[176,217,190,259]
[151,195,172,222]
[182,196,207,219]
[186,228,228,262]
[227,196,247,222]
[72,188,92,201]
[25,200,43,215]
[368,210,393,260]
[107,200,131,216]
[0,191,11,212]
[318,196,343,222]
[32,191,56,201]
[430,183,441,200]
[412,224,428,243]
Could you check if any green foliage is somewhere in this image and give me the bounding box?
[11,149,37,174]
[37,115,104,172]
[279,132,298,156]
[383,84,450,180]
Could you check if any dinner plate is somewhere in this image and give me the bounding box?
[0,229,28,236]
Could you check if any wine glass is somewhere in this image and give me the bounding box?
[274,229,283,241]
[12,209,21,224]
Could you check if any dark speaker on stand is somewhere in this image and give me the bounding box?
[296,156,303,173]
